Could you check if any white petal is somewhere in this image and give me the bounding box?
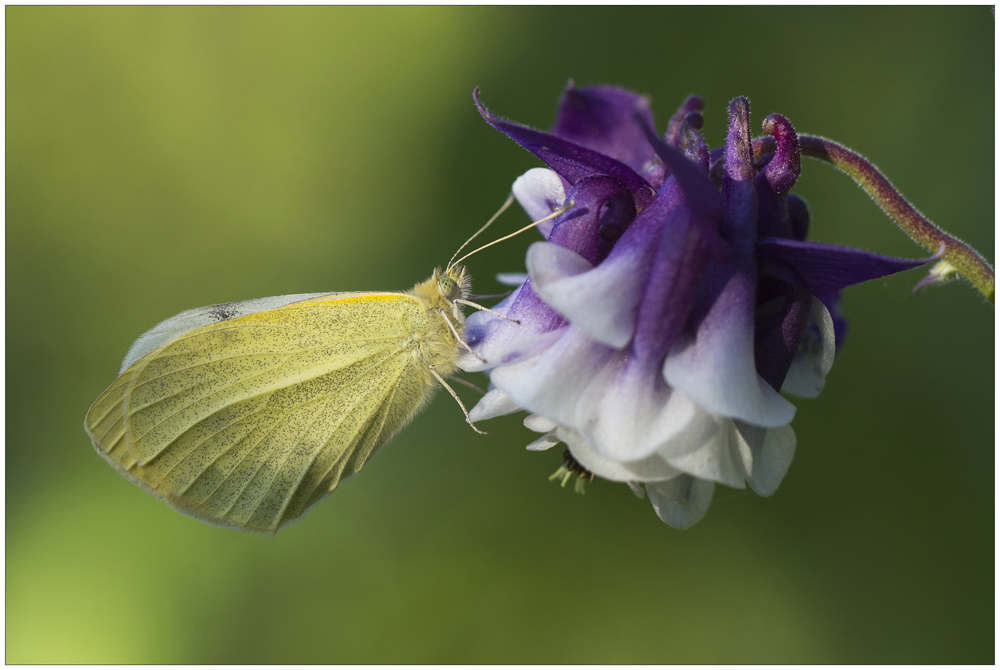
[524,413,557,433]
[512,168,566,237]
[663,276,796,427]
[457,287,522,372]
[646,476,715,529]
[527,241,594,284]
[781,298,836,398]
[526,241,646,348]
[558,427,680,483]
[494,272,528,287]
[460,325,565,373]
[525,432,561,451]
[739,422,796,497]
[663,417,747,489]
[468,388,522,422]
[731,421,765,480]
[626,481,646,499]
[490,327,614,429]
[580,360,702,462]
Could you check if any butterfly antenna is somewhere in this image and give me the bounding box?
[450,200,574,269]
[447,193,516,271]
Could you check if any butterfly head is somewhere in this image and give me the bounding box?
[436,265,470,303]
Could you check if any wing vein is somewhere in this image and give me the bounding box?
[274,358,409,525]
[89,399,124,440]
[126,353,297,397]
[128,355,295,445]
[242,398,334,527]
[215,344,415,517]
[174,342,413,509]
[165,399,274,487]
[294,354,416,508]
[215,404,301,517]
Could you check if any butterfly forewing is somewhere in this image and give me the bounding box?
[86,292,439,534]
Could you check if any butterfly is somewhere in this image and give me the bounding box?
[84,197,568,534]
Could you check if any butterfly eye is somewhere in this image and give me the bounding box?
[438,276,460,301]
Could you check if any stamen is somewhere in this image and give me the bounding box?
[547,449,595,495]
[548,465,570,483]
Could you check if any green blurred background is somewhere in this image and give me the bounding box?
[6,6,994,663]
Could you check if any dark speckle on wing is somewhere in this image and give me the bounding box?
[209,303,240,322]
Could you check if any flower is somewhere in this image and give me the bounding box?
[459,84,946,528]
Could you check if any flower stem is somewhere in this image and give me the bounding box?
[797,135,994,303]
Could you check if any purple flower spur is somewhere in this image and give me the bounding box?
[458,84,993,528]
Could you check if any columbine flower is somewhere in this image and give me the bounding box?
[458,84,978,528]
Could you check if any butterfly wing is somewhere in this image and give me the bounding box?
[85,292,436,534]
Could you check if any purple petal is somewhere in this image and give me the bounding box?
[757,237,941,297]
[758,114,801,193]
[474,88,655,208]
[627,203,715,371]
[719,97,756,234]
[664,98,796,427]
[787,193,810,241]
[754,114,801,238]
[665,95,704,148]
[460,279,566,372]
[753,261,813,392]
[678,112,710,171]
[547,176,636,265]
[529,179,686,348]
[551,84,658,176]
[636,113,724,225]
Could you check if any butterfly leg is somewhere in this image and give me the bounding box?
[449,376,487,395]
[439,309,487,363]
[428,366,488,435]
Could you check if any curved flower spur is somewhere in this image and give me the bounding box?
[459,85,993,528]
